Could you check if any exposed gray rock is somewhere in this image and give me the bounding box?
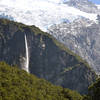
[48,18,100,74]
[0,19,97,94]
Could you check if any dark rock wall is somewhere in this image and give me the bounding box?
[0,19,97,94]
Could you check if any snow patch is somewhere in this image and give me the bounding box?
[96,5,100,9]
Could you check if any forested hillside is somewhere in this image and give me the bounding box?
[0,62,82,100]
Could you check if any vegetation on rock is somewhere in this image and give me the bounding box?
[0,62,83,100]
[83,77,100,100]
[0,18,97,94]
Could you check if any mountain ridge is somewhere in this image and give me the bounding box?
[0,18,97,94]
[64,0,98,13]
[48,16,100,74]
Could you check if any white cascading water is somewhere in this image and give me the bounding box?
[24,34,29,73]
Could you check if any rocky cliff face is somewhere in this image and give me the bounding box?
[0,18,97,94]
[48,18,100,74]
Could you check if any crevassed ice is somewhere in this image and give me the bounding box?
[0,0,97,31]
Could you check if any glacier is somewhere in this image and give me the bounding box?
[0,0,97,31]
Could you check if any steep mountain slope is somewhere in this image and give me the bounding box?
[83,77,100,100]
[0,0,99,75]
[48,17,100,74]
[0,62,83,100]
[88,77,100,100]
[0,18,97,94]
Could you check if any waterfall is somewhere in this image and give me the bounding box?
[24,34,29,73]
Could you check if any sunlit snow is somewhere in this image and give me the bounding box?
[96,5,100,9]
[0,0,97,31]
